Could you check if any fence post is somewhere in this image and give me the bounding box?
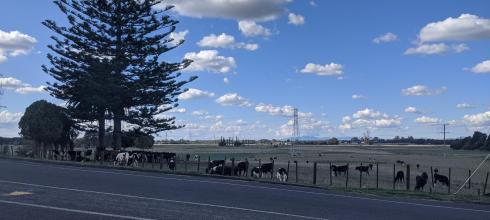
[271,159,275,180]
[448,168,451,194]
[468,169,472,189]
[329,162,332,186]
[484,172,489,195]
[151,154,154,169]
[287,161,290,182]
[295,161,298,183]
[313,162,317,185]
[184,158,188,172]
[197,155,200,173]
[231,158,235,176]
[359,163,362,189]
[222,157,226,175]
[245,158,249,177]
[393,164,396,190]
[376,162,379,189]
[10,146,14,157]
[430,166,434,188]
[406,164,410,191]
[259,159,262,178]
[345,163,349,189]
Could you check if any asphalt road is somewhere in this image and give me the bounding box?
[0,158,489,220]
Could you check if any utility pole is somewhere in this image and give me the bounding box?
[441,123,449,145]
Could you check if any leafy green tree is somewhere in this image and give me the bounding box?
[18,100,75,156]
[43,0,195,151]
[328,137,339,145]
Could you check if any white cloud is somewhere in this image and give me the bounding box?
[401,85,447,96]
[0,76,46,95]
[0,77,23,89]
[223,77,230,84]
[288,13,305,26]
[352,94,365,100]
[197,33,258,51]
[470,60,490,74]
[404,43,449,55]
[160,0,289,21]
[15,86,46,94]
[373,32,397,43]
[216,93,252,107]
[300,62,343,76]
[0,110,23,124]
[456,103,476,109]
[178,88,215,100]
[255,103,294,116]
[191,110,208,116]
[415,116,440,124]
[418,14,490,42]
[404,106,421,114]
[340,108,402,131]
[169,30,189,47]
[452,43,469,53]
[183,50,236,73]
[0,30,37,63]
[238,21,272,37]
[463,111,490,126]
[169,108,187,113]
[309,1,317,7]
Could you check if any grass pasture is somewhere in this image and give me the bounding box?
[152,144,490,200]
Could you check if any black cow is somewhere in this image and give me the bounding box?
[331,164,348,176]
[396,160,405,165]
[234,161,249,176]
[209,165,232,176]
[162,152,176,162]
[260,163,273,178]
[206,160,225,173]
[433,169,449,187]
[415,172,429,190]
[355,165,371,175]
[395,170,404,183]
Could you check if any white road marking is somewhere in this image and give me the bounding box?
[0,199,155,220]
[0,180,327,220]
[4,160,490,214]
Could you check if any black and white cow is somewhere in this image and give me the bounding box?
[260,163,273,178]
[355,165,371,175]
[209,165,232,176]
[206,160,225,173]
[276,168,288,182]
[251,167,261,178]
[234,161,249,176]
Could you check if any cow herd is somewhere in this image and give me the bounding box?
[47,149,453,190]
[205,160,289,182]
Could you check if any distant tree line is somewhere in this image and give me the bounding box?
[450,131,490,151]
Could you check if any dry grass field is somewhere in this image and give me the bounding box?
[151,144,490,197]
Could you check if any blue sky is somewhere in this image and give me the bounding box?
[0,0,489,139]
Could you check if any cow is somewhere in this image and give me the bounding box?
[395,170,404,183]
[276,168,288,182]
[206,160,225,173]
[251,167,261,178]
[433,169,449,187]
[415,172,429,190]
[355,165,371,175]
[209,165,232,176]
[162,152,176,163]
[234,161,249,176]
[331,164,349,176]
[168,157,176,170]
[114,152,130,166]
[260,163,273,178]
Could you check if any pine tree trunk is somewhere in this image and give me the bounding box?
[98,112,105,150]
[113,111,122,150]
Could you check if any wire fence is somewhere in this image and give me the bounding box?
[2,145,489,200]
